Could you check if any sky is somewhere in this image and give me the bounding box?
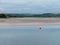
[0,0,60,14]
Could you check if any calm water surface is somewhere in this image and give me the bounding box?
[0,26,60,45]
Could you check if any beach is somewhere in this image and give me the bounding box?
[0,18,60,26]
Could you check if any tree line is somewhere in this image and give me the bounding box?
[0,13,60,18]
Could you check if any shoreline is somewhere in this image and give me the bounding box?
[0,22,60,26]
[0,18,60,26]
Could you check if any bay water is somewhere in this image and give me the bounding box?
[0,26,60,45]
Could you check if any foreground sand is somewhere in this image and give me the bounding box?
[0,18,60,26]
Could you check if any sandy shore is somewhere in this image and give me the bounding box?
[0,18,60,26]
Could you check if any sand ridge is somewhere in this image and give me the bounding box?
[0,18,60,26]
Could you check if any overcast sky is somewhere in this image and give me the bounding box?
[0,0,60,14]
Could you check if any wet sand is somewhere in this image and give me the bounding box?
[0,18,60,26]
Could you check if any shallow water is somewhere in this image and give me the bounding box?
[0,26,60,45]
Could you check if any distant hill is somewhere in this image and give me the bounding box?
[0,13,60,18]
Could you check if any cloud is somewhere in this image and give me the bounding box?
[1,0,31,4]
[1,0,60,13]
[0,8,3,10]
[1,0,60,5]
[0,8,4,13]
